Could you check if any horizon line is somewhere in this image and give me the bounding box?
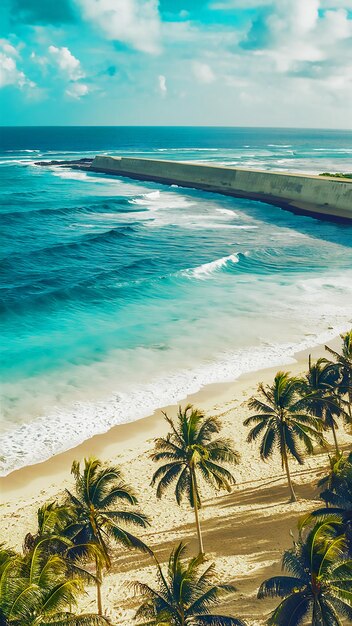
[1,124,352,132]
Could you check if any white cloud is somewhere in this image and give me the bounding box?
[0,53,24,87]
[192,61,216,84]
[158,74,167,96]
[48,45,85,80]
[65,82,89,98]
[268,0,320,36]
[0,40,35,89]
[0,38,20,58]
[75,0,161,54]
[242,0,352,75]
[30,51,49,70]
[47,45,88,98]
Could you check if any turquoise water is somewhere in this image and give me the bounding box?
[1,127,352,474]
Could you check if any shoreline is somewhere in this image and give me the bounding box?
[1,326,349,481]
[0,332,343,498]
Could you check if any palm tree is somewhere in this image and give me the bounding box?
[258,520,352,625]
[325,330,352,420]
[151,405,240,556]
[133,542,246,625]
[65,457,151,615]
[297,357,349,455]
[244,372,325,502]
[24,501,74,552]
[300,451,352,556]
[316,451,346,496]
[23,501,99,590]
[0,544,109,625]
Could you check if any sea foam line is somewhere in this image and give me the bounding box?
[0,324,349,477]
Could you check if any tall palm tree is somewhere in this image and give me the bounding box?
[0,544,109,625]
[65,457,151,616]
[151,405,240,556]
[325,330,352,420]
[258,520,352,625]
[297,357,349,455]
[133,542,246,625]
[244,372,325,502]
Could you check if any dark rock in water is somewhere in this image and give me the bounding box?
[34,158,94,169]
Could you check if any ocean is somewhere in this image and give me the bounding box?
[1,126,352,476]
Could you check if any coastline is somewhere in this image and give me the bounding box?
[1,325,350,480]
[0,333,343,498]
[1,332,351,624]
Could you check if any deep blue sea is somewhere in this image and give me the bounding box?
[1,127,352,475]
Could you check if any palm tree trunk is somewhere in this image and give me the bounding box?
[282,447,297,503]
[312,597,318,624]
[96,558,103,615]
[179,606,186,626]
[190,467,204,557]
[331,421,340,456]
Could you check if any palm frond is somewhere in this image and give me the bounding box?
[201,460,236,491]
[206,439,240,465]
[283,425,304,465]
[175,466,191,506]
[257,576,304,599]
[109,525,152,555]
[245,420,268,443]
[259,426,276,460]
[267,591,311,626]
[188,584,236,614]
[155,464,184,499]
[151,462,184,488]
[102,510,149,528]
[98,486,138,509]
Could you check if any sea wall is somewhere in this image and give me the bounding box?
[91,156,352,221]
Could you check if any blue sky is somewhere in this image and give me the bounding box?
[0,0,351,127]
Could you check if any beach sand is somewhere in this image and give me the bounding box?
[1,336,351,625]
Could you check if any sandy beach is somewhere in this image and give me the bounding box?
[1,336,351,625]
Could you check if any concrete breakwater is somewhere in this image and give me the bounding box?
[90,155,352,221]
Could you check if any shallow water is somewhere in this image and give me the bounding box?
[1,127,352,475]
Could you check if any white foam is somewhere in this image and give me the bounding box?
[129,190,194,210]
[231,225,258,230]
[1,324,349,477]
[313,148,352,153]
[51,168,90,181]
[182,253,239,280]
[4,149,40,153]
[50,168,142,189]
[130,190,160,202]
[216,208,238,216]
[0,159,33,166]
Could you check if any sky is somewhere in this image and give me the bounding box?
[0,0,351,127]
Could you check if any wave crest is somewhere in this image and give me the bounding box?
[182,253,239,280]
